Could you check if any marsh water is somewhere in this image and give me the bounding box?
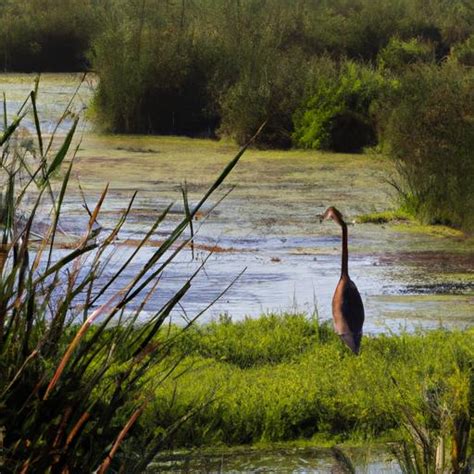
[2,73,473,473]
[147,446,402,473]
[1,74,473,334]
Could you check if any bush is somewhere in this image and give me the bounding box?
[292,59,387,152]
[450,34,474,66]
[377,62,474,230]
[377,37,435,71]
[218,48,312,148]
[0,0,98,71]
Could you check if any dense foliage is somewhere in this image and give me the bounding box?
[135,314,473,472]
[292,60,386,152]
[377,62,474,230]
[0,0,98,71]
[1,0,472,146]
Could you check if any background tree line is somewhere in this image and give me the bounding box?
[0,0,473,229]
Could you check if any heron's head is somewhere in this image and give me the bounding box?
[319,206,344,224]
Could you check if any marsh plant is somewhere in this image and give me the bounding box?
[377,62,474,231]
[391,355,472,474]
[134,316,473,459]
[0,86,255,472]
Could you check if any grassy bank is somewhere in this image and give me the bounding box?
[127,314,473,456]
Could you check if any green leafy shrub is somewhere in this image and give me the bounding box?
[376,62,474,230]
[292,60,387,152]
[377,37,435,71]
[450,34,474,66]
[218,48,311,148]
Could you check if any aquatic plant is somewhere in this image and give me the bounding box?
[135,315,473,457]
[0,86,257,472]
[390,340,472,473]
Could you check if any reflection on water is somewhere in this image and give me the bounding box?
[1,74,473,332]
[147,447,402,473]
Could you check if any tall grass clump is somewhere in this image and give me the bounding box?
[377,62,474,230]
[391,337,473,473]
[0,86,254,472]
[91,0,221,135]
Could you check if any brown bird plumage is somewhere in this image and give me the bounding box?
[321,207,364,354]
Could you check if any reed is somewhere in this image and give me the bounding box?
[0,86,254,472]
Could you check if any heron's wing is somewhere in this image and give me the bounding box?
[341,279,365,334]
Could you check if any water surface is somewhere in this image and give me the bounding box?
[1,73,473,333]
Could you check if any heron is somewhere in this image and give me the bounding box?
[320,206,364,354]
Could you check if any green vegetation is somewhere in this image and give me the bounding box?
[377,62,474,231]
[133,314,473,472]
[292,60,386,152]
[87,0,473,147]
[2,1,472,144]
[377,37,435,71]
[0,0,99,71]
[450,34,474,66]
[3,0,465,230]
[356,209,411,224]
[1,3,474,468]
[0,89,252,472]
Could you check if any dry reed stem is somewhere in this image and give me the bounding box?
[66,412,90,447]
[97,404,146,474]
[43,289,124,400]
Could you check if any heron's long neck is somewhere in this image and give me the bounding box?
[341,222,348,277]
[333,214,348,277]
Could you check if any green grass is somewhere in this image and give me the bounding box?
[132,314,473,461]
[356,209,411,224]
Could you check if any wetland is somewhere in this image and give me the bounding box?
[1,2,473,471]
[2,73,472,332]
[1,74,472,474]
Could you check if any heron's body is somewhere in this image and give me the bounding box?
[321,206,364,354]
[332,275,364,354]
